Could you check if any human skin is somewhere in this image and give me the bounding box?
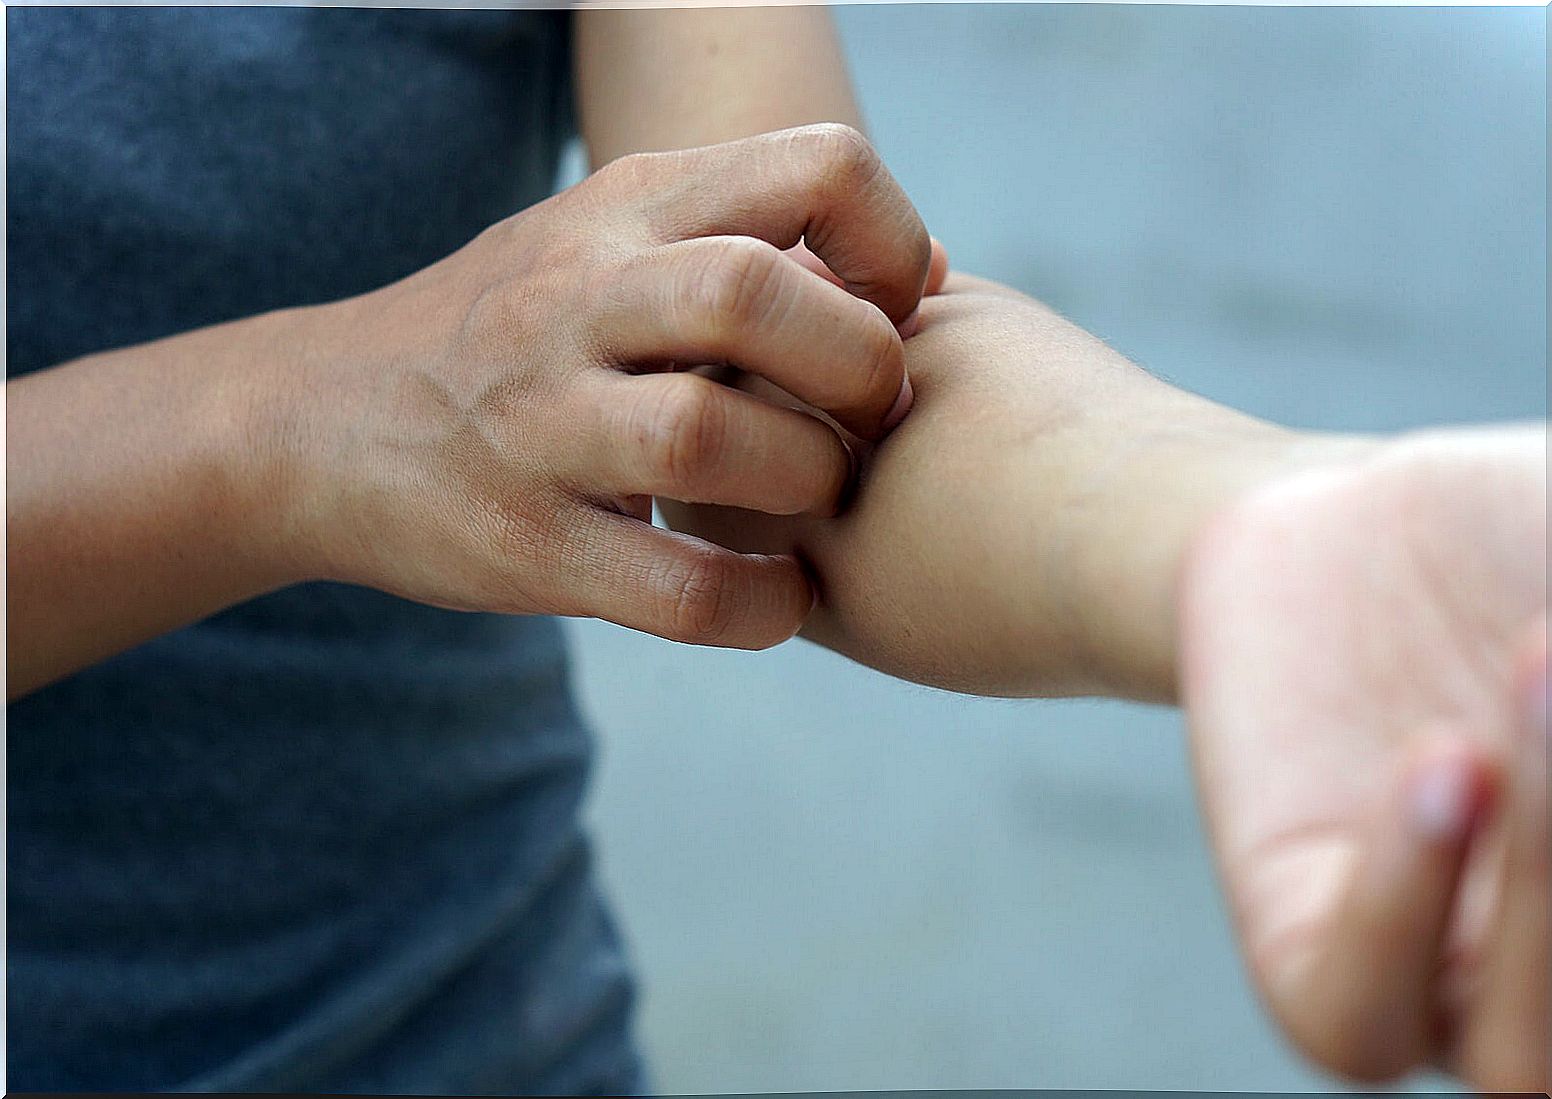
[598,39,1547,1086]
[665,273,1379,701]
[6,6,908,701]
[1182,437,1546,1088]
[4,122,933,700]
[575,6,866,168]
[665,272,1548,1089]
[607,14,1548,1083]
[11,5,1543,1085]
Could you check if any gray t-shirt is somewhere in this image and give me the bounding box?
[6,8,642,1092]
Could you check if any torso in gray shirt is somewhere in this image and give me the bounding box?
[6,8,641,1091]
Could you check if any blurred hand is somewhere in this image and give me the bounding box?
[1180,426,1548,1089]
[666,270,1548,1088]
[271,124,933,649]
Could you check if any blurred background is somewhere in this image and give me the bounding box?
[558,6,1546,1092]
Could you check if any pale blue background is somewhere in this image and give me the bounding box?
[563,6,1546,1091]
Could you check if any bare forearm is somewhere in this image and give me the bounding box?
[575,6,863,166]
[885,299,1382,701]
[661,277,1382,701]
[893,296,1383,700]
[1007,389,1371,701]
[825,331,1326,700]
[5,310,307,698]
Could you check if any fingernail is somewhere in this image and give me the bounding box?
[895,307,921,340]
[881,374,914,433]
[1410,757,1473,841]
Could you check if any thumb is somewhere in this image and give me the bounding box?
[1457,616,1549,1091]
[1270,732,1497,1082]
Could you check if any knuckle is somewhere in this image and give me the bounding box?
[661,545,739,644]
[583,154,663,231]
[589,152,681,241]
[639,382,726,491]
[591,150,652,191]
[802,122,883,191]
[471,211,521,253]
[694,238,786,335]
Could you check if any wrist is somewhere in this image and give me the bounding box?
[1058,408,1380,703]
[224,300,350,590]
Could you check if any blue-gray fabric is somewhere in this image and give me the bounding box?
[6,8,643,1092]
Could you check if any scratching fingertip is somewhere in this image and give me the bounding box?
[927,237,950,293]
[881,373,915,433]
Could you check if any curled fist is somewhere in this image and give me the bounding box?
[261,125,933,648]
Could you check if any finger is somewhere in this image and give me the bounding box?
[894,239,951,339]
[1272,734,1496,1083]
[924,237,950,297]
[599,235,911,439]
[784,240,845,289]
[624,124,932,327]
[556,506,812,650]
[583,371,852,517]
[1458,619,1550,1092]
[786,237,949,335]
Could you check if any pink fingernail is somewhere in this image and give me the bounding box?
[895,307,921,340]
[882,374,914,432]
[1410,757,1473,841]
